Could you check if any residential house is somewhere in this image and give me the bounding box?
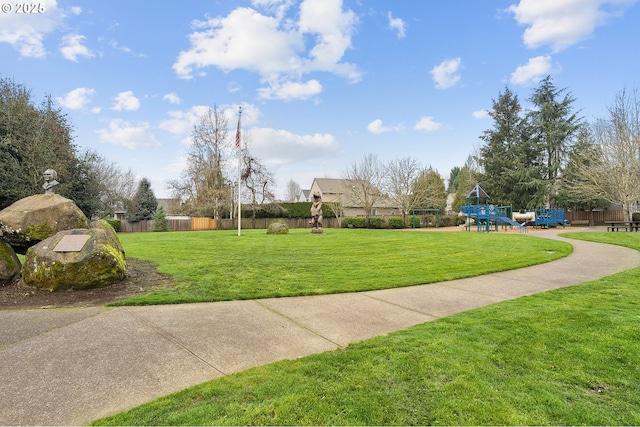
[308,178,400,217]
[296,189,311,202]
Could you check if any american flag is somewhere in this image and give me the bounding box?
[235,106,242,148]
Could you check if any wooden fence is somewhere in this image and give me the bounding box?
[565,210,625,225]
[119,217,217,233]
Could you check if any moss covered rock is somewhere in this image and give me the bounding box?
[21,228,126,291]
[0,194,90,254]
[91,219,125,255]
[0,240,21,286]
[266,222,289,235]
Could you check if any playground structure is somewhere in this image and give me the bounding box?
[460,184,566,232]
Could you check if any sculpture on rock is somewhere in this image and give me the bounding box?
[310,192,323,233]
[42,169,59,194]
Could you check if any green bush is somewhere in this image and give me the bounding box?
[440,215,456,227]
[368,217,386,229]
[388,217,405,229]
[633,212,640,222]
[107,219,121,233]
[409,216,421,228]
[343,217,366,228]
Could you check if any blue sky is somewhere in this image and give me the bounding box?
[1,0,638,199]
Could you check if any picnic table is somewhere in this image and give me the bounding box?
[607,221,640,232]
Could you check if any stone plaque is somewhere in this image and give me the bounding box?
[53,235,90,252]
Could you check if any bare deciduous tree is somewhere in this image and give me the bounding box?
[286,179,302,202]
[168,106,232,218]
[568,88,640,221]
[344,153,385,225]
[412,166,447,213]
[383,156,423,225]
[240,135,277,223]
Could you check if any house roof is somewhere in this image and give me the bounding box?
[311,178,349,194]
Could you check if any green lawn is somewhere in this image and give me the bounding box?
[114,228,571,305]
[92,231,640,425]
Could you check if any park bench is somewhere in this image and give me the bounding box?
[606,221,640,232]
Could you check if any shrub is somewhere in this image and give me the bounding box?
[343,217,366,228]
[409,216,421,228]
[440,215,456,227]
[368,217,386,229]
[106,219,121,232]
[388,217,405,229]
[633,212,640,222]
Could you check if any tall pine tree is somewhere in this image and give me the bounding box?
[479,86,544,208]
[127,178,158,222]
[528,76,582,207]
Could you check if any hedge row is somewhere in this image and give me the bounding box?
[241,202,336,219]
[342,215,459,229]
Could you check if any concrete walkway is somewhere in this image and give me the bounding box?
[1,230,640,426]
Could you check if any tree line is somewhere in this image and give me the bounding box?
[3,75,639,224]
[449,77,640,222]
[0,77,158,223]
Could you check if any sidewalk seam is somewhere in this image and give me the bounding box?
[254,300,345,349]
[122,307,227,375]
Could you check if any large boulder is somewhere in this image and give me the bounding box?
[0,194,90,254]
[0,240,21,286]
[21,228,126,291]
[91,219,125,256]
[266,222,289,235]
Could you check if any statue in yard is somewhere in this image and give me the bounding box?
[310,192,323,233]
[42,169,59,194]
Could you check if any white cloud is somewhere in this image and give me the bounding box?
[388,12,406,39]
[367,119,391,134]
[111,91,141,111]
[510,55,555,85]
[165,155,188,173]
[430,57,462,89]
[98,119,161,149]
[414,116,442,132]
[0,0,64,57]
[163,93,181,104]
[60,34,94,61]
[472,109,490,119]
[258,79,323,101]
[173,0,360,100]
[56,87,95,110]
[248,127,339,167]
[508,0,636,52]
[159,105,211,136]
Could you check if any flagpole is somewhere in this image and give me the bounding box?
[236,106,242,237]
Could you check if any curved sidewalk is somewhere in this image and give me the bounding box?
[1,230,640,426]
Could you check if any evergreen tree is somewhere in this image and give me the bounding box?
[479,87,526,207]
[0,78,76,208]
[452,163,479,214]
[152,205,169,232]
[528,76,582,207]
[127,178,158,222]
[65,149,103,219]
[447,166,462,193]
